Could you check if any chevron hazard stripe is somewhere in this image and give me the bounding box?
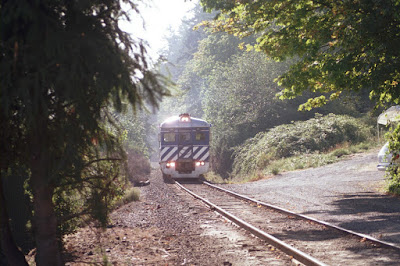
[160,146,178,162]
[160,146,209,162]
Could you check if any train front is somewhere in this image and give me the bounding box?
[159,114,211,179]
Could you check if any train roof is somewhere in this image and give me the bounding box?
[160,114,211,129]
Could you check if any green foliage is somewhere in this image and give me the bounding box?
[204,171,228,184]
[200,49,370,176]
[271,167,280,176]
[159,1,378,182]
[386,123,400,195]
[112,187,140,209]
[202,50,300,176]
[200,0,400,107]
[331,148,352,158]
[263,153,338,175]
[232,114,374,176]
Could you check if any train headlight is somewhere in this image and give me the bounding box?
[179,113,191,122]
[166,161,175,168]
[195,161,205,167]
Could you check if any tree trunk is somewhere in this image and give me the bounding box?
[0,177,28,266]
[30,140,63,266]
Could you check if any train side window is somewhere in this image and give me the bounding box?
[163,132,176,143]
[195,132,205,141]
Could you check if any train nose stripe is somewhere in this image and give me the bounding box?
[199,149,210,162]
[160,146,173,158]
[179,146,192,158]
[193,146,207,159]
[192,146,203,159]
[161,147,178,161]
[192,146,209,162]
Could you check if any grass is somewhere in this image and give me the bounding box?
[112,187,140,210]
[204,171,229,184]
[261,139,380,176]
[232,113,376,177]
[225,138,384,183]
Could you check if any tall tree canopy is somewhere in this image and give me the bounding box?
[0,0,167,265]
[200,0,400,109]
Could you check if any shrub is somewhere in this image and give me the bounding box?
[204,171,229,184]
[232,113,374,176]
[125,148,151,183]
[386,123,400,195]
[331,148,351,158]
[112,187,140,209]
[271,167,280,175]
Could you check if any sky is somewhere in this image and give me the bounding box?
[121,0,197,60]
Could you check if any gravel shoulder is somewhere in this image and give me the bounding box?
[63,168,293,265]
[224,150,400,245]
[62,150,400,265]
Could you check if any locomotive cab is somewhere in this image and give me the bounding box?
[159,114,211,180]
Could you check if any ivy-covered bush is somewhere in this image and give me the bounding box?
[232,113,374,176]
[386,124,400,195]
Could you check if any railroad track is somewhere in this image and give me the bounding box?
[175,180,400,265]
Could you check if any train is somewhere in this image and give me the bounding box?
[159,113,211,180]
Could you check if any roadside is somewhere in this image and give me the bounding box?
[224,150,400,245]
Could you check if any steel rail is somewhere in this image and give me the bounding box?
[175,181,327,266]
[203,181,400,252]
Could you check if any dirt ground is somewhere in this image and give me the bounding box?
[61,169,293,265]
[50,150,400,265]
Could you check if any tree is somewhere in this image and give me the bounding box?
[158,3,214,118]
[202,51,304,175]
[200,0,400,109]
[182,31,365,176]
[0,0,167,265]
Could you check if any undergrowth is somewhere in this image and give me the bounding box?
[112,187,140,210]
[227,139,379,183]
[385,123,400,195]
[229,113,378,182]
[204,171,230,184]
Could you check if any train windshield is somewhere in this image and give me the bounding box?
[163,132,175,143]
[178,131,191,144]
[161,129,209,145]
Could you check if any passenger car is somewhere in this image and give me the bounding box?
[377,142,391,171]
[377,142,399,171]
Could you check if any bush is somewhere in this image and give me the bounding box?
[232,113,374,176]
[204,171,229,184]
[331,148,351,158]
[126,149,151,183]
[112,187,140,209]
[386,123,400,195]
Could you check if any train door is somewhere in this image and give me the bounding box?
[177,129,192,159]
[176,129,194,173]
